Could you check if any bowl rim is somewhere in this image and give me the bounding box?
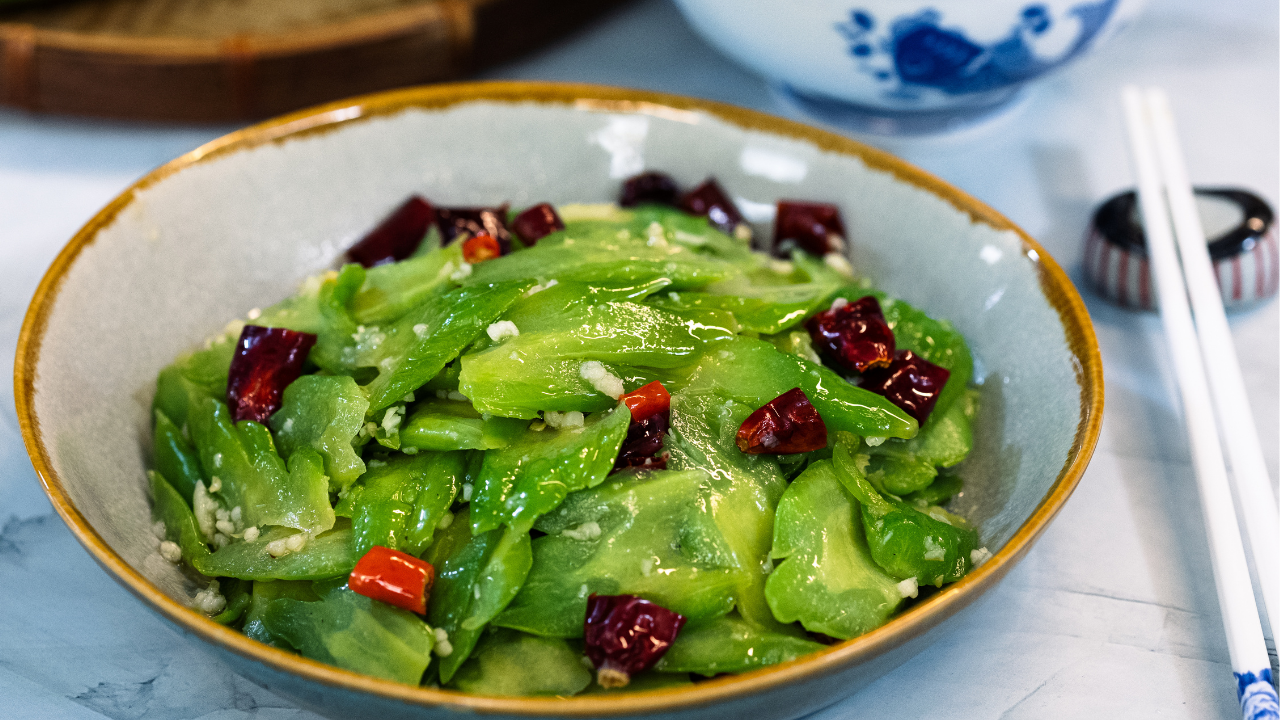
[13,80,1104,716]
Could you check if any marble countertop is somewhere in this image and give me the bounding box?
[1,1,1276,718]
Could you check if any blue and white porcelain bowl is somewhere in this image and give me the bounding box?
[673,0,1144,133]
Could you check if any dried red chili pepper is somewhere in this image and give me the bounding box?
[774,200,847,256]
[511,202,564,245]
[345,195,436,268]
[619,171,679,207]
[462,233,502,264]
[226,325,316,423]
[858,350,951,425]
[613,382,672,472]
[614,412,670,472]
[436,205,512,255]
[678,178,745,236]
[805,296,895,374]
[736,387,828,454]
[583,594,686,688]
[349,545,435,615]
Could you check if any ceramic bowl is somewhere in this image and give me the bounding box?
[16,81,1102,720]
[673,0,1145,133]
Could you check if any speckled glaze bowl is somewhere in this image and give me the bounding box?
[15,82,1102,720]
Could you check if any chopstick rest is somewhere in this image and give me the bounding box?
[1084,187,1277,310]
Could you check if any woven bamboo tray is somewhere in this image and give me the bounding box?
[0,0,623,122]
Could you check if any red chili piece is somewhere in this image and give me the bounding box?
[774,200,847,256]
[859,350,951,425]
[349,545,435,615]
[436,206,512,255]
[619,381,671,420]
[511,203,564,245]
[736,387,828,454]
[346,196,436,268]
[583,594,686,688]
[619,171,679,207]
[805,296,895,374]
[678,178,744,235]
[226,325,317,423]
[613,382,672,472]
[614,412,670,472]
[462,233,502,264]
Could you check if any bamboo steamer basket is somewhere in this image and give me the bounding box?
[0,0,623,121]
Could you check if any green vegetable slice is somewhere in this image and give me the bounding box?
[459,301,736,419]
[270,375,370,492]
[494,469,742,638]
[153,409,204,505]
[449,629,592,696]
[832,434,978,586]
[353,280,532,415]
[425,511,533,684]
[764,460,902,639]
[400,399,528,452]
[665,391,787,631]
[654,613,825,675]
[262,581,435,685]
[188,398,335,534]
[682,337,917,440]
[339,452,463,557]
[470,404,630,534]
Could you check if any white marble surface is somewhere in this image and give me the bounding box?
[1,0,1276,717]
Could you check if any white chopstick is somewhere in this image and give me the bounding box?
[1121,86,1279,718]
[1143,86,1280,644]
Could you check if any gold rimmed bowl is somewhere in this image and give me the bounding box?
[15,81,1103,720]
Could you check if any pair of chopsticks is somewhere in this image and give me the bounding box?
[1121,86,1280,718]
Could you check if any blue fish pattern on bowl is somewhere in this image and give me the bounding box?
[836,1,1118,101]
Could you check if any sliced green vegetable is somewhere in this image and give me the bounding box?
[211,578,252,625]
[665,391,787,631]
[450,629,592,696]
[243,580,320,648]
[654,613,825,675]
[459,301,735,419]
[342,452,463,557]
[865,388,979,496]
[270,375,370,492]
[153,409,204,505]
[263,582,434,684]
[832,435,978,586]
[470,405,630,533]
[425,513,533,683]
[494,469,742,638]
[189,398,335,534]
[400,399,527,452]
[764,460,902,639]
[351,242,465,325]
[197,523,358,581]
[683,337,917,440]
[355,281,532,414]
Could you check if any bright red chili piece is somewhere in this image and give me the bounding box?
[511,202,564,245]
[436,206,512,254]
[774,200,847,256]
[226,325,317,423]
[584,594,686,688]
[620,381,671,421]
[462,233,502,264]
[349,545,435,615]
[805,296,895,374]
[736,387,828,454]
[345,195,436,268]
[859,350,951,425]
[619,171,679,207]
[678,178,745,236]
